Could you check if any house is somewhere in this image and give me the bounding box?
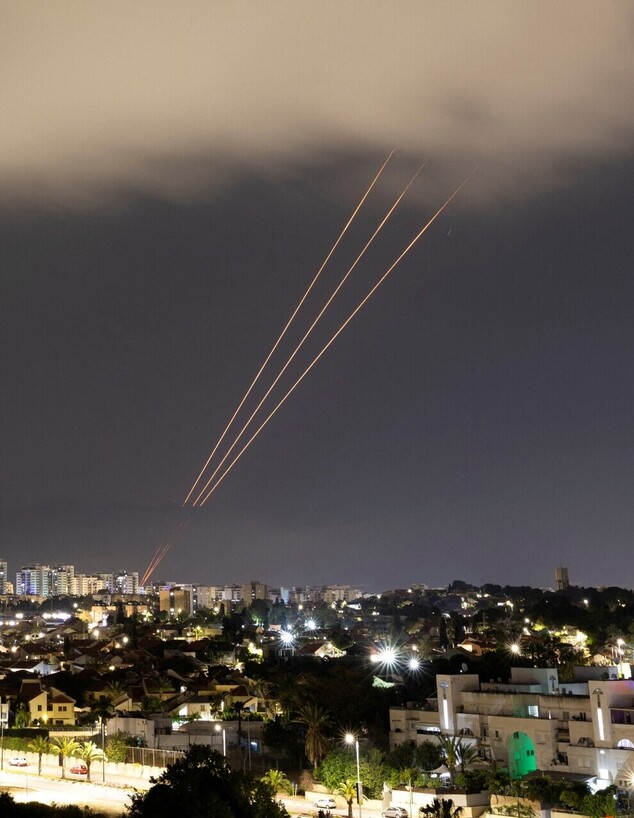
[390,665,634,788]
[20,679,76,726]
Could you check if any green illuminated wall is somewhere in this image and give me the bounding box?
[507,731,537,779]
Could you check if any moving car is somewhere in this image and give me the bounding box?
[314,797,337,809]
[382,809,409,818]
[69,763,88,775]
[9,756,28,767]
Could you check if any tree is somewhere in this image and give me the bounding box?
[456,743,483,774]
[295,703,331,768]
[14,703,30,728]
[27,735,50,775]
[414,741,443,772]
[261,769,292,795]
[105,680,125,699]
[316,748,357,792]
[51,737,81,779]
[420,798,464,818]
[336,779,358,818]
[105,730,135,763]
[128,745,288,818]
[436,735,461,782]
[77,740,105,783]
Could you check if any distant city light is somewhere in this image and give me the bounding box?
[408,657,421,671]
[280,631,294,646]
[305,619,317,631]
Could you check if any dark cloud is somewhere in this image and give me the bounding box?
[1,2,633,207]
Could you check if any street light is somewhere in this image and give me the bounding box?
[593,688,605,742]
[345,733,362,818]
[215,723,226,756]
[0,696,7,770]
[101,717,106,783]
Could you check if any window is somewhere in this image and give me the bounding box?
[37,705,42,712]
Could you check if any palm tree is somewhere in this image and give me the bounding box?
[457,742,483,774]
[261,769,292,795]
[294,703,331,768]
[155,675,174,698]
[51,737,81,779]
[437,735,465,783]
[420,798,464,818]
[105,680,125,699]
[77,740,105,783]
[336,779,358,818]
[27,735,50,775]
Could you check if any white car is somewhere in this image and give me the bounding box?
[9,756,28,767]
[383,809,409,818]
[314,797,337,810]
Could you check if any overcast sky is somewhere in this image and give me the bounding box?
[1,2,633,592]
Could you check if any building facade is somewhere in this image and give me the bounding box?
[390,665,634,788]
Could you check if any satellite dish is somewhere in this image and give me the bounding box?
[461,663,469,672]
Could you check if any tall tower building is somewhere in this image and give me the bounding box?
[48,565,75,596]
[555,566,570,591]
[113,570,139,595]
[0,560,7,594]
[16,564,49,596]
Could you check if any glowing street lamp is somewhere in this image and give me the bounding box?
[345,733,362,818]
[593,688,605,742]
[215,723,226,756]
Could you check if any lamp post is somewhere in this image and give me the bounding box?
[345,733,362,818]
[0,696,7,771]
[215,723,226,756]
[593,688,605,742]
[101,717,106,783]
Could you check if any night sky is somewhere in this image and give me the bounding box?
[1,3,634,591]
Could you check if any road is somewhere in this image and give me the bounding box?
[1,764,389,817]
[0,766,135,815]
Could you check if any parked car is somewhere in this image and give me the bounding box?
[314,797,337,810]
[383,809,409,818]
[69,763,88,775]
[9,757,28,767]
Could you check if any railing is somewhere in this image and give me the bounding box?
[126,747,185,768]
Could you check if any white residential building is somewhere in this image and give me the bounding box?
[390,665,634,788]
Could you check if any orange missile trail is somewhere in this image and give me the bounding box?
[190,163,425,507]
[141,515,191,587]
[197,167,480,508]
[181,151,394,508]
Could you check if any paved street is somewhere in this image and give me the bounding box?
[0,766,136,815]
[1,763,391,817]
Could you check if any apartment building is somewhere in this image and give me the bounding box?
[159,586,193,616]
[390,666,634,788]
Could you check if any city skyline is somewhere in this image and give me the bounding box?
[1,3,634,590]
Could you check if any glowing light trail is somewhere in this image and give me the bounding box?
[190,164,425,507]
[141,516,190,587]
[181,151,394,507]
[197,167,479,507]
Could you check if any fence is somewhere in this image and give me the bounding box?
[126,746,185,768]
